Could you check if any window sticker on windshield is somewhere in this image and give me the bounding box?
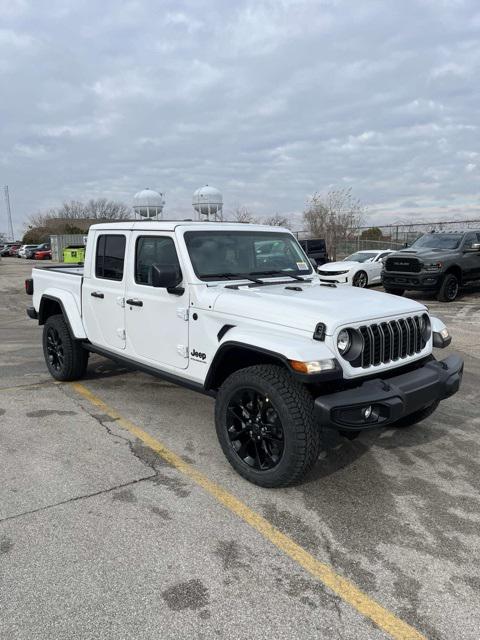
[296,261,308,270]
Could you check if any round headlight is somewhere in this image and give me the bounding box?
[419,313,431,340]
[337,329,351,354]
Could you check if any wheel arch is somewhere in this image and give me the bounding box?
[39,293,87,339]
[443,264,462,284]
[204,342,290,392]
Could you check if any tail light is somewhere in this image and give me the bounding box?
[25,278,34,295]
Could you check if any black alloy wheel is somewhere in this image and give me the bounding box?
[446,277,459,301]
[226,388,285,471]
[438,273,459,302]
[215,365,320,487]
[42,314,89,381]
[46,326,65,372]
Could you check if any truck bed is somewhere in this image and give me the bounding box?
[36,265,85,276]
[32,264,84,317]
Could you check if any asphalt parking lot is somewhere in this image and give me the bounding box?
[1,257,480,640]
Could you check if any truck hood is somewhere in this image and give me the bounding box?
[390,248,456,261]
[211,282,426,334]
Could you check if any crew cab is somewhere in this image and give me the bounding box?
[26,222,463,487]
[382,230,480,302]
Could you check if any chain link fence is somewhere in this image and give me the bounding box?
[295,219,480,260]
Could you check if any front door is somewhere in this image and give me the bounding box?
[462,233,480,281]
[124,232,189,370]
[82,232,128,351]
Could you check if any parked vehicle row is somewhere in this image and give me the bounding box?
[304,229,480,302]
[0,243,52,260]
[0,243,21,257]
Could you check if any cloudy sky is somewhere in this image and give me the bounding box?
[1,0,479,235]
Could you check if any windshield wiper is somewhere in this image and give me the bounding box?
[201,272,264,284]
[250,270,306,281]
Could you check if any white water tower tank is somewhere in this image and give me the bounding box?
[192,185,223,221]
[133,188,165,219]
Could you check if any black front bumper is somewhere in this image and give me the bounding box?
[314,354,463,430]
[382,271,441,290]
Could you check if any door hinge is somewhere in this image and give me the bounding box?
[117,328,126,340]
[176,344,188,358]
[176,307,189,321]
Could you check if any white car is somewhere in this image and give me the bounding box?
[18,244,39,258]
[317,250,394,288]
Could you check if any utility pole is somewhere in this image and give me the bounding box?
[2,185,14,241]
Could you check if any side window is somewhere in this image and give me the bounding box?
[135,236,181,286]
[95,234,126,281]
[463,233,480,249]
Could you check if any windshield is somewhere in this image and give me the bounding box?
[344,252,377,263]
[409,234,461,250]
[184,230,312,280]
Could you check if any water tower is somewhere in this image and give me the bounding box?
[133,188,165,220]
[192,185,223,222]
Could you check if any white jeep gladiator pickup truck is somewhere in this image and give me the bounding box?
[26,221,463,487]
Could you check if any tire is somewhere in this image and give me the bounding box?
[394,401,439,428]
[353,270,368,288]
[215,365,320,488]
[437,273,459,302]
[42,314,89,381]
[384,287,405,296]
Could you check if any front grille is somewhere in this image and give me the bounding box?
[385,257,421,273]
[318,270,347,277]
[351,316,426,368]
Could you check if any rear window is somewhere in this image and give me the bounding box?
[95,234,126,281]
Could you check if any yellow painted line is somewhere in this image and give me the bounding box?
[71,381,425,640]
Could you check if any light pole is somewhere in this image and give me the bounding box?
[2,185,14,241]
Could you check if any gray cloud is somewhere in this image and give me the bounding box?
[1,0,479,236]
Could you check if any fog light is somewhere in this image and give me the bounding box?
[362,406,372,420]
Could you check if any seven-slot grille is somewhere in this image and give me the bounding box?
[385,257,421,273]
[353,316,426,368]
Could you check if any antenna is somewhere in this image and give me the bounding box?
[2,185,14,241]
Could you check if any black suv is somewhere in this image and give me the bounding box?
[382,230,480,302]
[299,238,328,266]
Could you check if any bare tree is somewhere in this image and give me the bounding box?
[55,198,131,220]
[303,187,364,260]
[229,206,258,224]
[24,198,131,241]
[263,213,291,228]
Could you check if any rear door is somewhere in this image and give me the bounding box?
[82,232,128,351]
[124,232,189,370]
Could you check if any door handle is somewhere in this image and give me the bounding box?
[91,291,104,299]
[126,298,143,307]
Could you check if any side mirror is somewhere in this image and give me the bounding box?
[151,264,182,290]
[403,242,409,248]
[467,243,480,252]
